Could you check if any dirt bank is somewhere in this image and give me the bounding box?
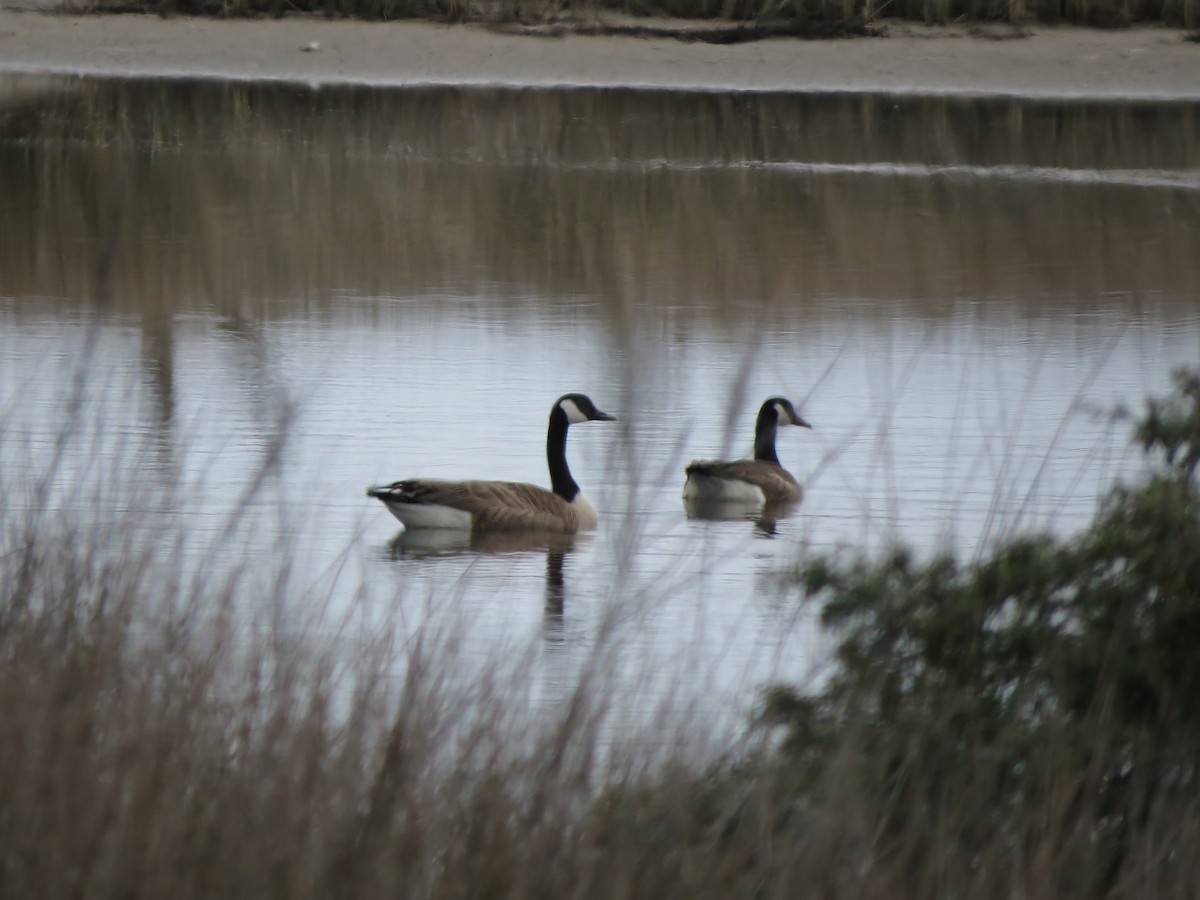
[0,9,1197,98]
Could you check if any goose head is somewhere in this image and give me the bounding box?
[555,393,616,424]
[761,397,811,430]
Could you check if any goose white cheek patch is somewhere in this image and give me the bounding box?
[774,401,793,425]
[560,398,588,424]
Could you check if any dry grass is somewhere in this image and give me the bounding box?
[5,500,1200,897]
[44,0,1200,29]
[59,0,1200,29]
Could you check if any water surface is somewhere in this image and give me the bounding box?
[2,77,1198,736]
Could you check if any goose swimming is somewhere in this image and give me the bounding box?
[683,397,811,505]
[368,393,614,533]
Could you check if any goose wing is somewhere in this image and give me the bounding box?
[376,479,583,533]
[685,460,802,504]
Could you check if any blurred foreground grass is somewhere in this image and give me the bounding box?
[2,359,1199,896]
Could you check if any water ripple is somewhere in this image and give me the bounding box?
[755,160,1200,190]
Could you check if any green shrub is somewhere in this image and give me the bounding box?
[765,367,1200,889]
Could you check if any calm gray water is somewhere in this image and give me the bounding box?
[2,76,1198,735]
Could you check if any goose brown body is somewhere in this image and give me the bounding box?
[369,479,597,533]
[683,459,802,504]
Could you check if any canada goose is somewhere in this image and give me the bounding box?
[683,397,811,505]
[367,393,614,534]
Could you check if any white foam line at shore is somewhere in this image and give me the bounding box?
[395,155,1200,191]
[756,161,1200,190]
[4,61,1200,104]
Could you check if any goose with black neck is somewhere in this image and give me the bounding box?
[368,393,615,534]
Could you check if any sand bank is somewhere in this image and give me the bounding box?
[0,9,1198,98]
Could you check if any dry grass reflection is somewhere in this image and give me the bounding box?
[2,77,1198,330]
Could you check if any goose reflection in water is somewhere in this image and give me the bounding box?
[682,498,800,537]
[541,548,568,646]
[385,530,581,645]
[387,528,578,560]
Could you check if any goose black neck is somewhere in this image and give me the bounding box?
[753,413,781,466]
[547,407,580,502]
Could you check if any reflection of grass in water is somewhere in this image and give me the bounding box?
[1,80,1198,325]
[5,322,1200,892]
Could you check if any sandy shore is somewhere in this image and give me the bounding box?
[0,9,1198,98]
